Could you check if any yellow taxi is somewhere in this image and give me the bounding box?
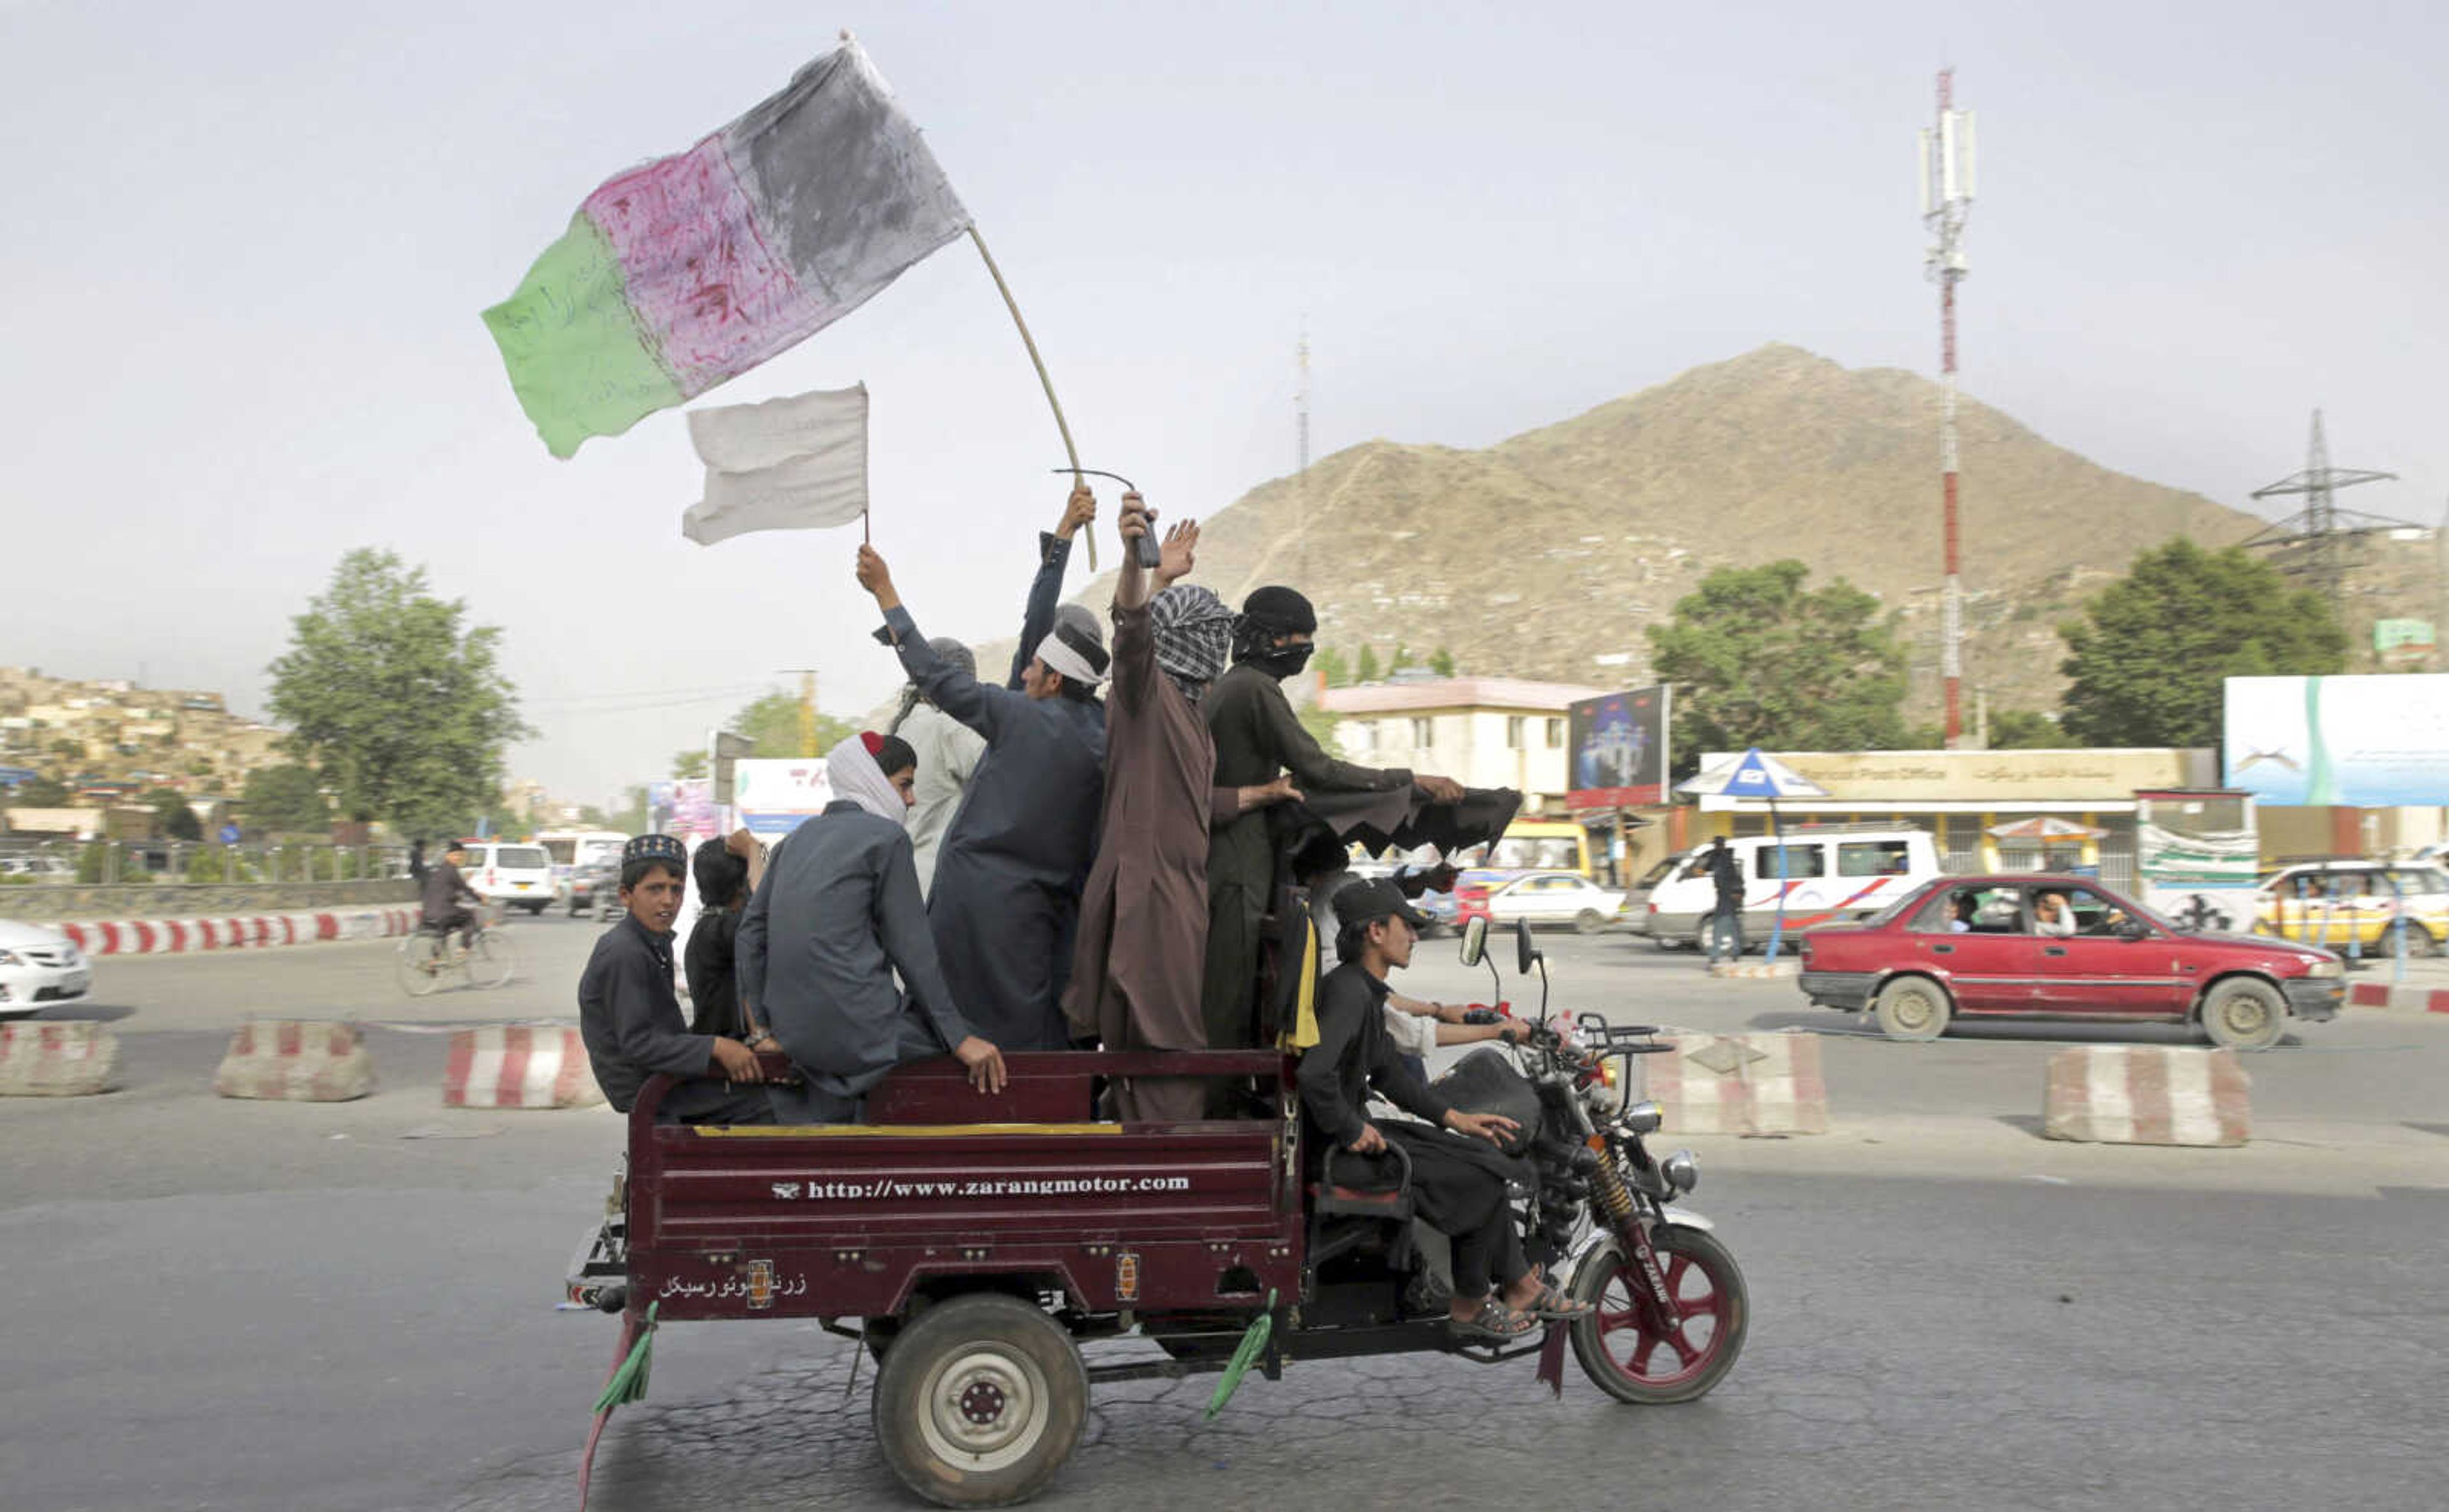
[2253,861,2449,957]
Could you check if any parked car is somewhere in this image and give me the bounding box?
[0,921,91,1017]
[2252,860,2449,957]
[462,841,557,915]
[1635,826,1943,952]
[0,855,74,883]
[1456,870,1626,934]
[1797,873,2344,1050]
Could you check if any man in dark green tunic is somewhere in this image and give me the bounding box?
[1200,586,1464,1053]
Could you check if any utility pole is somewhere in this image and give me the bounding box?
[779,668,819,754]
[1920,70,1976,747]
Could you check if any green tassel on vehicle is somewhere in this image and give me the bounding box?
[1203,1291,1277,1420]
[592,1303,659,1413]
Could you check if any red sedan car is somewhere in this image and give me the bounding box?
[1797,874,2345,1050]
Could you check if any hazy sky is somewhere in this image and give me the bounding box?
[5,1,2443,805]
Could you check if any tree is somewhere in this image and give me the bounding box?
[670,750,710,780]
[267,550,531,840]
[242,764,331,835]
[142,787,203,842]
[726,689,855,758]
[11,775,70,807]
[1355,647,1382,684]
[1389,643,1415,673]
[2058,539,2348,747]
[1314,647,1353,688]
[1429,646,1458,678]
[1647,560,1911,775]
[1985,708,2066,749]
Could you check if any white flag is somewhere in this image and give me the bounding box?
[680,385,869,545]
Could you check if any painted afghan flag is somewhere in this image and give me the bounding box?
[483,43,970,459]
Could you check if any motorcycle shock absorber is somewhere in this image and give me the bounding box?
[1588,1147,1636,1225]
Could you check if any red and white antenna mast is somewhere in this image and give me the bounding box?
[1921,70,1976,746]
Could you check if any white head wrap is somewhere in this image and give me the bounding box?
[1033,603,1110,688]
[825,734,907,824]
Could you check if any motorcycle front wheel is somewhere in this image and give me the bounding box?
[1568,1226,1747,1404]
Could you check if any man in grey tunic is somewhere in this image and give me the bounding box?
[857,528,1108,1053]
[739,733,1006,1122]
[886,637,987,899]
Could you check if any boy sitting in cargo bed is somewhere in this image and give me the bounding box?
[577,834,772,1125]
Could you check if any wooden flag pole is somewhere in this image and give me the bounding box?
[967,224,1098,570]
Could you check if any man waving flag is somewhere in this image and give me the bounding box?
[483,41,969,459]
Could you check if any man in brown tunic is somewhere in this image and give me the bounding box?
[1063,494,1297,1121]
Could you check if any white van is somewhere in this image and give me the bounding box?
[463,840,559,915]
[1631,825,1943,951]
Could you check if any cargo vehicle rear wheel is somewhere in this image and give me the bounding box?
[873,1293,1086,1508]
[2199,978,2285,1051]
[1872,974,1951,1041]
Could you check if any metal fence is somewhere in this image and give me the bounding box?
[0,839,414,888]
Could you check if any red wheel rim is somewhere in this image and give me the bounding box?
[1592,1247,1728,1387]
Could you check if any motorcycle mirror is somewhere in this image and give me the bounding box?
[1515,918,1539,975]
[1459,916,1488,968]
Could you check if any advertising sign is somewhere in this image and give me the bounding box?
[2224,674,2449,806]
[732,758,835,837]
[2134,789,2260,932]
[1567,686,1668,809]
[646,778,719,842]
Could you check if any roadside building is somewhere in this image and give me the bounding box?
[1686,747,2219,892]
[1316,674,1603,817]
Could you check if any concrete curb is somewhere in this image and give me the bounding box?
[50,907,420,957]
[212,1020,378,1102]
[1640,1031,1829,1136]
[0,1020,120,1096]
[441,1025,605,1110]
[2043,1046,2249,1147]
[1708,959,1801,980]
[2345,981,2449,1013]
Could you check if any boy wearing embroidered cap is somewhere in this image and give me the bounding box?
[575,833,772,1125]
[856,497,1109,1055]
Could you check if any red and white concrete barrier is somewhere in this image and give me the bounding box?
[2042,1046,2249,1147]
[0,1020,120,1097]
[1640,1032,1829,1136]
[52,907,419,957]
[213,1020,378,1102]
[2346,981,2449,1014]
[442,1025,605,1110]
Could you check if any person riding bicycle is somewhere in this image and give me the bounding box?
[420,839,482,951]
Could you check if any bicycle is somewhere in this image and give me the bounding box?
[395,914,517,995]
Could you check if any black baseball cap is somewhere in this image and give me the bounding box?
[1332,877,1431,931]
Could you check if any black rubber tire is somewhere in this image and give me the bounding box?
[2387,923,2440,959]
[1872,974,1952,1042]
[1575,909,1608,936]
[2199,977,2286,1051]
[872,1293,1087,1508]
[1569,1226,1748,1405]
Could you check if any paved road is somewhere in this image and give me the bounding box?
[3,920,2442,1509]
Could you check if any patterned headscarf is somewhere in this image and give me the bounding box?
[1150,584,1234,703]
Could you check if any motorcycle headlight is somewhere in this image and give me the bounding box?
[1661,1149,1700,1194]
[1620,1099,1663,1136]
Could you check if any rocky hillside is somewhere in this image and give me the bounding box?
[956,345,2432,722]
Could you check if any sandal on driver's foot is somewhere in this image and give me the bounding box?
[1526,1284,1594,1321]
[1446,1298,1538,1344]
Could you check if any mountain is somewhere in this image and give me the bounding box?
[936,345,2423,725]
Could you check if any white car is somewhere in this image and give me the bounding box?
[0,920,91,1018]
[1480,871,1626,934]
[464,841,558,916]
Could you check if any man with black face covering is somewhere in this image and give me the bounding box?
[1200,585,1465,1057]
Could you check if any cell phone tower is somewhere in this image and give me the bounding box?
[1920,70,1975,746]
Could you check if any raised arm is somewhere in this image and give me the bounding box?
[1008,485,1096,688]
[860,544,1021,742]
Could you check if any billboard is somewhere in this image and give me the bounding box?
[2225,674,2449,806]
[1567,686,1668,809]
[2135,789,2260,933]
[732,758,835,837]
